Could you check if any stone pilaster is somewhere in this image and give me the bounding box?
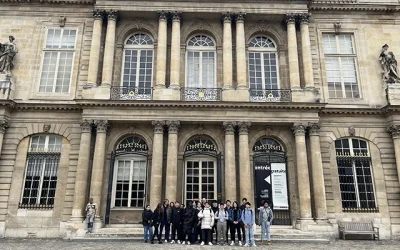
[388,124,400,188]
[238,122,252,202]
[90,120,109,217]
[155,11,168,89]
[308,123,328,221]
[170,12,182,89]
[235,13,247,90]
[71,120,93,219]
[0,120,10,156]
[87,10,104,86]
[101,10,118,86]
[298,13,314,89]
[293,123,312,221]
[223,122,236,201]
[150,120,165,209]
[285,14,301,90]
[165,121,179,203]
[222,12,233,90]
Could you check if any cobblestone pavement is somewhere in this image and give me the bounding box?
[0,239,399,250]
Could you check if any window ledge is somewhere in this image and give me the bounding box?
[111,207,144,211]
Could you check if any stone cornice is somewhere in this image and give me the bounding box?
[309,4,400,13]
[0,0,94,4]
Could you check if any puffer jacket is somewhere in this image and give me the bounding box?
[198,207,215,229]
[183,207,196,230]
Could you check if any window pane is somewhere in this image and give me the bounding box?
[61,29,77,49]
[115,160,130,207]
[325,57,342,98]
[201,51,215,88]
[39,52,58,93]
[131,160,146,208]
[263,52,278,90]
[187,51,200,87]
[322,34,337,54]
[46,29,61,49]
[55,52,73,93]
[249,52,263,91]
[338,34,354,54]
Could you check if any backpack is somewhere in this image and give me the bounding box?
[243,209,253,220]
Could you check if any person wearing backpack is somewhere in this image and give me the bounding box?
[241,202,256,247]
[198,201,215,246]
[239,198,247,241]
[259,201,274,245]
[228,201,242,246]
[215,203,228,245]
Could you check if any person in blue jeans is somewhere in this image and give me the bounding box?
[159,199,172,242]
[258,201,273,245]
[142,205,154,243]
[241,202,256,247]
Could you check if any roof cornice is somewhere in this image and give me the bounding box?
[309,4,400,13]
[0,0,94,4]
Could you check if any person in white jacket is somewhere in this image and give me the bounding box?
[198,201,215,246]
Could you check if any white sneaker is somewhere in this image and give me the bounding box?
[181,241,185,245]
[230,241,235,246]
[170,240,175,244]
[238,241,242,246]
[208,242,213,246]
[200,241,205,246]
[252,243,257,247]
[177,240,181,244]
[244,243,250,247]
[164,240,168,243]
[187,241,191,245]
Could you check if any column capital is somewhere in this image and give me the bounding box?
[298,13,311,25]
[308,122,321,136]
[152,120,166,134]
[293,123,307,136]
[94,120,109,133]
[0,120,10,134]
[238,122,251,135]
[166,120,180,134]
[80,119,93,133]
[92,9,105,20]
[234,12,246,22]
[170,11,182,22]
[284,13,297,24]
[223,122,236,135]
[222,12,233,22]
[388,124,400,139]
[157,10,169,21]
[106,10,119,21]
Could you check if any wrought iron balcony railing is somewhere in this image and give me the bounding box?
[181,88,222,101]
[110,86,152,100]
[249,89,291,102]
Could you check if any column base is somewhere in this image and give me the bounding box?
[295,218,315,231]
[222,88,249,102]
[291,87,320,103]
[82,84,111,100]
[153,87,181,101]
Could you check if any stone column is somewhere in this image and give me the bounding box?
[150,121,165,209]
[388,124,400,188]
[235,13,247,89]
[308,123,328,221]
[238,122,252,201]
[222,13,233,89]
[165,121,180,202]
[293,123,312,220]
[0,120,9,156]
[101,11,118,86]
[223,122,236,201]
[299,13,314,89]
[89,120,109,217]
[71,120,93,219]
[87,10,104,86]
[170,12,182,89]
[285,14,301,89]
[155,11,168,89]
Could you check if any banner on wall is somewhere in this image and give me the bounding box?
[271,163,289,210]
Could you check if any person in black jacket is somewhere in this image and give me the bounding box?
[239,198,247,241]
[151,203,163,244]
[170,201,183,244]
[211,200,219,243]
[142,205,153,243]
[192,201,203,244]
[182,201,195,245]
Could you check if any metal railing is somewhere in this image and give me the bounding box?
[110,86,152,100]
[249,89,291,102]
[181,88,222,101]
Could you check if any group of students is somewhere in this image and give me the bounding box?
[141,198,274,247]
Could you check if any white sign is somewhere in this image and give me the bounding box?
[271,163,289,210]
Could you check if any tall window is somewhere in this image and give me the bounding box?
[39,29,77,93]
[20,135,62,208]
[323,34,359,99]
[335,138,377,212]
[186,35,216,88]
[248,36,279,91]
[122,34,153,96]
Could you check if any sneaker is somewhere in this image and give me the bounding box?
[151,241,154,244]
[158,241,162,244]
[268,241,271,245]
[252,243,257,247]
[200,241,205,246]
[187,241,191,245]
[170,240,175,244]
[165,240,168,243]
[144,240,147,243]
[208,242,213,246]
[182,241,185,245]
[238,241,242,246]
[230,241,235,246]
[244,244,250,247]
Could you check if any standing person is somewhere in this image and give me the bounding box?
[192,201,203,244]
[170,201,183,244]
[228,201,242,246]
[224,200,232,244]
[241,202,256,247]
[215,203,228,245]
[85,198,97,234]
[182,201,195,245]
[152,203,164,244]
[240,198,247,241]
[160,199,171,243]
[259,201,273,245]
[142,205,154,243]
[211,200,219,243]
[198,201,215,246]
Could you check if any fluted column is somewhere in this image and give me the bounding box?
[223,122,236,201]
[238,122,252,201]
[170,12,182,89]
[101,11,118,86]
[285,14,301,89]
[222,13,233,89]
[155,11,168,89]
[293,123,312,220]
[89,120,109,217]
[388,125,400,188]
[87,10,104,86]
[71,120,93,218]
[235,13,247,89]
[299,13,314,89]
[150,121,165,209]
[165,121,179,202]
[0,120,10,156]
[308,123,327,221]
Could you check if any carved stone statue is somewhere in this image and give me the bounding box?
[379,44,399,83]
[0,36,18,77]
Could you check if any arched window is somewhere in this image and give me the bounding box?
[248,36,279,91]
[335,138,377,212]
[20,135,62,209]
[121,34,154,96]
[186,35,216,88]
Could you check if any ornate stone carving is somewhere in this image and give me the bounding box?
[0,120,10,134]
[80,119,93,133]
[43,124,51,133]
[128,125,137,135]
[293,123,306,136]
[284,13,296,24]
[92,9,105,20]
[0,36,17,77]
[152,120,165,134]
[334,23,341,34]
[264,126,273,136]
[170,11,182,22]
[222,12,232,22]
[166,120,180,134]
[223,122,236,135]
[308,123,320,136]
[95,120,109,133]
[238,122,251,134]
[235,12,246,22]
[157,10,168,21]
[59,16,66,27]
[192,19,212,31]
[379,44,399,84]
[388,124,400,138]
[348,127,356,136]
[197,124,205,135]
[297,13,311,24]
[106,10,119,21]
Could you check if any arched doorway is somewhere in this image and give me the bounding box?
[105,136,148,224]
[253,137,290,225]
[183,137,221,206]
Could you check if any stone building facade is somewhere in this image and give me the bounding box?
[0,0,400,240]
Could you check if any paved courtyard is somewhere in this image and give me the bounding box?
[0,239,399,250]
